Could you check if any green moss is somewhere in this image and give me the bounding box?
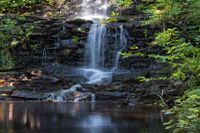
[72,36,79,44]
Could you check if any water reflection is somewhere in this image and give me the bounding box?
[0,102,167,133]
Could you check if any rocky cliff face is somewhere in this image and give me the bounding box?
[0,0,181,104]
[12,0,169,79]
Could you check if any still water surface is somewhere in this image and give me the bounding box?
[0,102,168,133]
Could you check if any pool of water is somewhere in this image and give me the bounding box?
[0,102,168,133]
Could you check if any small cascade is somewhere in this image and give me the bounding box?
[91,93,96,102]
[42,48,47,64]
[80,24,127,84]
[47,84,81,102]
[46,84,95,102]
[41,36,60,65]
[77,0,128,84]
[112,25,127,71]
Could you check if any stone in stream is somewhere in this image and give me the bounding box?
[57,84,82,96]
[10,90,50,100]
[47,84,92,102]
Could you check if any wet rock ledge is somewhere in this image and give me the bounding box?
[0,64,184,106]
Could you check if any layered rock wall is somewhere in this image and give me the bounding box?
[14,0,169,78]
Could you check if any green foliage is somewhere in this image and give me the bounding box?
[152,28,200,86]
[0,50,16,68]
[164,89,200,133]
[0,16,36,68]
[30,43,39,50]
[120,51,133,58]
[0,0,55,14]
[0,18,18,68]
[77,28,86,33]
[133,1,200,132]
[142,0,200,29]
[72,36,79,44]
[0,0,61,68]
[136,76,167,82]
[106,12,119,23]
[129,45,139,50]
[112,0,133,8]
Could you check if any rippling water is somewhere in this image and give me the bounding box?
[0,102,168,133]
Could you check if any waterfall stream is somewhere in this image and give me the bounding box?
[86,22,107,69]
[91,93,96,102]
[44,0,128,102]
[80,0,109,20]
[78,0,127,84]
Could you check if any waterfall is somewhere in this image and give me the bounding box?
[42,48,47,64]
[91,93,96,102]
[86,23,106,68]
[80,0,109,20]
[78,0,127,84]
[113,25,127,71]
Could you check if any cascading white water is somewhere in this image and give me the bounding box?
[86,23,106,68]
[112,25,127,71]
[91,93,96,102]
[45,0,127,102]
[80,0,109,20]
[78,0,127,84]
